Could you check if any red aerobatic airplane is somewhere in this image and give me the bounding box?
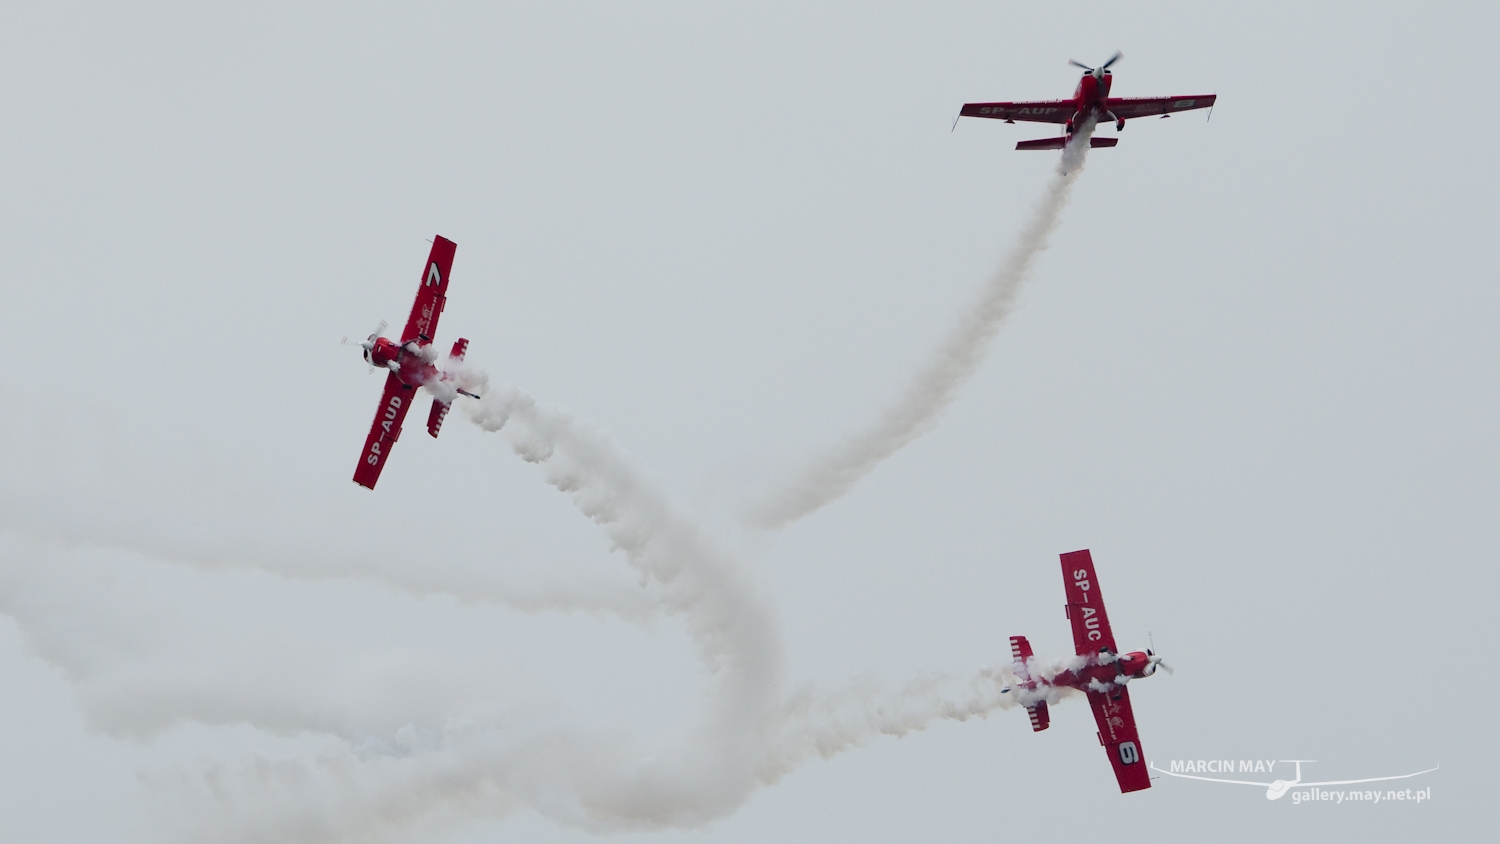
[1004,549,1169,793]
[351,235,480,490]
[958,52,1215,150]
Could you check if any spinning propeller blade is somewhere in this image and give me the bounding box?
[1145,632,1172,674]
[358,320,388,351]
[350,319,389,373]
[1070,52,1123,74]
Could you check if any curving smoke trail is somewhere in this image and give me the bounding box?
[466,384,781,689]
[0,378,1068,841]
[158,384,1038,840]
[0,120,1110,839]
[751,121,1098,528]
[0,114,1110,838]
[456,386,1038,824]
[469,385,785,721]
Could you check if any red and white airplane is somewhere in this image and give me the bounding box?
[958,52,1216,150]
[1005,549,1169,793]
[351,235,480,490]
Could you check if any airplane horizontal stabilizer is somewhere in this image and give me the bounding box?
[1015,136,1119,150]
[427,398,452,438]
[1028,701,1050,732]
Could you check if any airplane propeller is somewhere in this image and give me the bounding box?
[362,319,389,349]
[341,320,388,373]
[1069,51,1123,73]
[1146,631,1173,675]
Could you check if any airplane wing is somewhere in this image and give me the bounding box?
[400,235,457,346]
[1062,549,1117,656]
[959,100,1074,124]
[1088,688,1151,793]
[1105,94,1216,120]
[353,372,417,490]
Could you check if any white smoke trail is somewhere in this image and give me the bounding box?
[424,353,487,405]
[759,652,1090,782]
[752,120,1098,528]
[461,386,1083,814]
[0,378,1073,841]
[462,385,786,825]
[0,377,660,623]
[466,386,781,690]
[760,667,1018,780]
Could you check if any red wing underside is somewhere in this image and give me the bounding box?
[1107,94,1216,120]
[1061,549,1117,656]
[959,100,1073,123]
[962,95,1215,126]
[401,235,457,346]
[353,372,416,489]
[1088,688,1150,793]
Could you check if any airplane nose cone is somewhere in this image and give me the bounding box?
[1267,780,1291,800]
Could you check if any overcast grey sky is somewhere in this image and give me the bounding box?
[0,1,1492,842]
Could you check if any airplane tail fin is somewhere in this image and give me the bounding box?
[449,337,469,361]
[1015,136,1119,150]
